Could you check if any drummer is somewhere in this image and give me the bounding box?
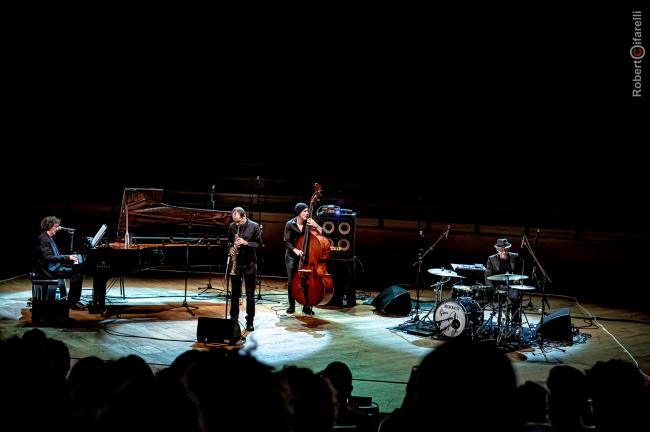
[485,238,523,325]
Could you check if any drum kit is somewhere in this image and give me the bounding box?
[421,269,534,344]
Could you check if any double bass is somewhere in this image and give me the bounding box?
[290,183,334,307]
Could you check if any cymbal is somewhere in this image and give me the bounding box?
[508,284,536,290]
[486,273,529,282]
[427,268,465,278]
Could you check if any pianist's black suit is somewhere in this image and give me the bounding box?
[35,231,83,305]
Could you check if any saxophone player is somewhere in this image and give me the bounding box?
[227,207,261,332]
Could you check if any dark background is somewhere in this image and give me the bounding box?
[3,6,647,309]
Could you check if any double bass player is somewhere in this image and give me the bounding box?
[284,202,324,315]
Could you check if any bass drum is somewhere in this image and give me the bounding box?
[433,298,483,338]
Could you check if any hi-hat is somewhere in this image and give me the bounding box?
[427,268,465,278]
[508,284,536,290]
[486,273,529,282]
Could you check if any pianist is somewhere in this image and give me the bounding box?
[34,216,85,309]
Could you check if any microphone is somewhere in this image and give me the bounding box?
[58,226,76,233]
[445,224,450,238]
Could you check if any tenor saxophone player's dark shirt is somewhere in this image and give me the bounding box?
[228,219,261,266]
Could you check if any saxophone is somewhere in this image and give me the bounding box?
[229,230,240,275]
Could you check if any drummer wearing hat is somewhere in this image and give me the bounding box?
[485,238,523,325]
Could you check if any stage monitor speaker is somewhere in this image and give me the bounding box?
[536,307,572,342]
[318,213,356,260]
[31,300,69,326]
[372,285,411,316]
[197,317,242,345]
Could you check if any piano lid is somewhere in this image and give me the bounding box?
[117,188,231,239]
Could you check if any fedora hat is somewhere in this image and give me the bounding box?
[494,238,512,248]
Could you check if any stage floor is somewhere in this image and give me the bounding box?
[1,272,649,413]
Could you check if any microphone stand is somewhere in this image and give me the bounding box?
[522,235,552,328]
[408,225,449,323]
[197,185,220,296]
[197,238,216,295]
[224,254,231,320]
[181,212,198,316]
[256,224,265,301]
[199,185,216,294]
[68,230,76,253]
[523,229,539,311]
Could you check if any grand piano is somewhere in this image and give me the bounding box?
[84,188,231,313]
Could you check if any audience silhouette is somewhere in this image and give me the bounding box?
[2,330,648,432]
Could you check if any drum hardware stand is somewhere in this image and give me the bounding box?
[477,292,502,340]
[408,225,450,322]
[489,290,509,345]
[415,280,446,328]
[500,299,534,349]
[432,278,447,304]
[487,275,518,346]
[494,276,513,346]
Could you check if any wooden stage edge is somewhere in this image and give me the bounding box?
[1,274,649,413]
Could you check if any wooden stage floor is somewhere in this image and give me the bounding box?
[1,272,649,413]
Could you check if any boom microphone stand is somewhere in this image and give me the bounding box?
[523,229,539,311]
[521,234,552,328]
[408,224,450,322]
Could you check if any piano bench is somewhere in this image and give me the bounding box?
[29,273,69,325]
[29,273,65,301]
